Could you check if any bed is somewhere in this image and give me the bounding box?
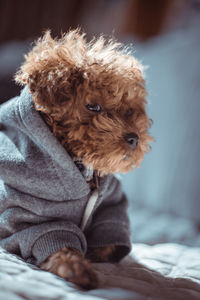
[1,239,200,300]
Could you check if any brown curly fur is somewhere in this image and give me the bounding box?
[15,29,153,289]
[86,245,116,263]
[15,29,152,176]
[40,246,117,289]
[40,247,98,289]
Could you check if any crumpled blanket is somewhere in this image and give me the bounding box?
[0,243,199,300]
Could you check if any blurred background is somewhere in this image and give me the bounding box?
[0,0,200,246]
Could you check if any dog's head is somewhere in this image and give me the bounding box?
[15,30,153,176]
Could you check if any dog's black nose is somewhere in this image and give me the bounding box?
[124,133,139,149]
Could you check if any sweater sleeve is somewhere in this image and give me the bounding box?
[0,182,87,266]
[85,176,132,262]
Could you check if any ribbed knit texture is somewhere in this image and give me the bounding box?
[32,230,86,265]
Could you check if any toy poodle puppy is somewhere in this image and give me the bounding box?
[0,29,152,289]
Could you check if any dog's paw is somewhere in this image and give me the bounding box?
[40,247,98,290]
[86,245,116,262]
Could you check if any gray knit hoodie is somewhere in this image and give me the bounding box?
[0,87,131,266]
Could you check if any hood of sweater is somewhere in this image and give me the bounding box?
[0,86,91,201]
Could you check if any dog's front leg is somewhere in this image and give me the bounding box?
[86,245,116,262]
[40,247,98,289]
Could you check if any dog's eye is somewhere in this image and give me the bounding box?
[86,104,102,112]
[125,108,134,117]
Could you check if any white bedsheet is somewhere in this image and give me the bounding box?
[0,243,200,300]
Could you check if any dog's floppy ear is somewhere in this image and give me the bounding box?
[15,30,87,108]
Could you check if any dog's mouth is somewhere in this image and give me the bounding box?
[71,140,140,175]
[66,129,151,176]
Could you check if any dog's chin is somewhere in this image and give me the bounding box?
[82,153,141,177]
[69,140,146,176]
